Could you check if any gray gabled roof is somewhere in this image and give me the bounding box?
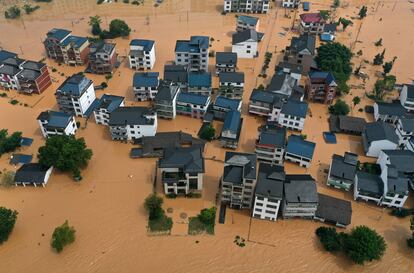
[158,146,204,173]
[267,73,297,96]
[37,110,73,129]
[399,117,414,132]
[289,34,316,55]
[316,194,352,226]
[108,107,155,126]
[382,150,414,173]
[224,152,257,180]
[280,99,308,118]
[257,126,286,148]
[216,52,237,65]
[232,29,258,44]
[376,102,407,117]
[356,171,383,195]
[219,72,244,83]
[255,163,285,199]
[14,163,52,184]
[275,61,303,75]
[57,74,92,97]
[364,121,399,144]
[155,83,180,101]
[330,153,358,182]
[404,84,414,99]
[284,177,318,204]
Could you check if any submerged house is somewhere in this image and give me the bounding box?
[163,64,188,88]
[299,12,325,35]
[176,92,211,119]
[14,163,53,187]
[223,0,270,14]
[215,52,237,75]
[37,110,77,138]
[329,115,366,135]
[236,15,260,32]
[315,194,352,228]
[373,101,407,125]
[129,39,156,70]
[133,72,160,101]
[187,72,212,96]
[277,99,308,131]
[362,121,399,157]
[306,71,337,104]
[395,117,414,147]
[154,82,181,119]
[232,29,258,59]
[93,94,125,125]
[159,146,204,195]
[284,134,315,168]
[211,96,242,120]
[219,72,245,99]
[175,36,209,72]
[255,125,286,165]
[327,152,358,191]
[88,42,117,74]
[220,110,243,149]
[283,34,315,74]
[221,152,258,209]
[252,163,285,221]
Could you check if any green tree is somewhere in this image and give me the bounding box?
[89,15,102,36]
[333,0,340,8]
[373,49,385,65]
[352,96,361,107]
[315,43,352,94]
[37,135,92,180]
[382,61,393,75]
[4,5,21,19]
[329,99,350,116]
[316,226,342,252]
[0,129,22,156]
[257,84,265,90]
[0,207,18,244]
[339,18,353,31]
[198,207,216,227]
[199,124,215,141]
[144,193,164,220]
[358,6,368,19]
[51,221,76,253]
[319,10,330,21]
[343,226,386,264]
[109,19,131,37]
[374,38,382,47]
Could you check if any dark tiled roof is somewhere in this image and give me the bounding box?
[316,194,352,226]
[225,152,257,180]
[21,61,45,71]
[324,23,337,33]
[399,117,414,132]
[133,72,159,88]
[37,110,73,129]
[364,121,399,144]
[356,171,383,195]
[232,29,258,44]
[188,72,211,88]
[175,36,209,52]
[222,110,241,133]
[57,74,93,96]
[382,150,414,173]
[46,28,71,42]
[255,163,285,199]
[280,99,308,118]
[329,115,366,134]
[267,73,297,96]
[129,39,155,51]
[164,64,188,83]
[289,34,316,54]
[330,153,358,182]
[286,135,315,159]
[214,96,241,110]
[237,15,259,25]
[14,163,52,184]
[249,89,284,105]
[89,42,116,55]
[309,71,336,85]
[2,57,25,67]
[17,69,40,81]
[216,52,237,65]
[284,178,318,204]
[0,50,17,64]
[60,35,88,48]
[159,146,204,173]
[0,64,20,76]
[405,84,414,99]
[177,92,209,106]
[155,83,180,101]
[219,72,244,83]
[376,102,407,117]
[108,107,155,126]
[95,94,124,113]
[275,61,303,75]
[257,126,286,148]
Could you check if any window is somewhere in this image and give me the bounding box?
[255,202,263,207]
[255,208,262,212]
[189,178,198,189]
[246,50,251,53]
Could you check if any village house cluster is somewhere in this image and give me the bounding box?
[4,1,414,231]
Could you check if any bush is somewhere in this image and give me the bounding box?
[0,207,18,244]
[199,124,215,141]
[51,221,76,253]
[23,4,40,14]
[148,215,172,232]
[1,170,15,187]
[391,208,411,218]
[144,193,164,220]
[5,6,21,19]
[189,207,216,235]
[343,226,386,264]
[329,100,350,116]
[0,93,7,98]
[316,227,342,252]
[101,82,108,88]
[0,129,22,156]
[9,99,19,105]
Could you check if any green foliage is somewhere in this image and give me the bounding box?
[189,207,216,235]
[408,217,414,249]
[257,84,265,90]
[51,221,76,253]
[0,207,18,244]
[97,0,105,4]
[359,162,381,174]
[123,0,129,3]
[391,208,411,218]
[199,124,215,141]
[144,193,164,220]
[343,226,386,264]
[108,19,131,38]
[5,5,21,19]
[374,38,382,47]
[148,215,173,232]
[101,82,108,88]
[316,227,342,252]
[359,6,368,19]
[89,16,102,36]
[333,0,340,8]
[315,43,352,94]
[372,75,396,100]
[37,135,93,180]
[373,49,385,65]
[9,99,19,105]
[319,10,330,21]
[23,4,40,14]
[382,61,394,75]
[0,93,7,98]
[0,129,22,156]
[338,17,353,31]
[352,96,361,107]
[329,100,350,116]
[1,170,15,187]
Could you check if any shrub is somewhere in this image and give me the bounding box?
[23,4,40,14]
[0,129,22,156]
[374,38,382,47]
[51,221,76,253]
[329,100,350,116]
[199,124,215,141]
[316,227,342,252]
[5,6,21,19]
[391,208,410,218]
[343,226,386,264]
[0,207,18,244]
[0,93,7,98]
[9,99,19,105]
[101,82,108,88]
[1,170,15,187]
[144,193,164,220]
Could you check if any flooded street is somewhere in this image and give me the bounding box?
[1,0,414,272]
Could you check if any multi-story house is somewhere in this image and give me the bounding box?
[285,134,315,168]
[373,102,407,125]
[176,92,211,119]
[306,71,337,104]
[221,152,257,209]
[395,117,414,147]
[55,74,97,117]
[299,12,325,35]
[0,56,21,90]
[211,96,242,120]
[220,110,243,149]
[362,121,399,157]
[37,110,77,138]
[354,171,384,205]
[249,89,285,118]
[129,39,156,70]
[255,125,286,165]
[44,28,89,66]
[283,34,315,74]
[215,52,237,75]
[133,72,160,101]
[223,0,270,13]
[315,194,352,228]
[108,107,157,141]
[329,115,367,135]
[88,42,117,74]
[282,0,301,8]
[277,99,308,131]
[163,64,188,88]
[267,73,297,97]
[282,175,318,219]
[154,82,180,119]
[187,72,212,96]
[159,147,204,195]
[175,36,209,72]
[252,163,285,221]
[236,15,260,32]
[219,72,245,99]
[327,152,358,191]
[275,61,303,82]
[400,84,414,112]
[232,29,258,59]
[93,94,125,125]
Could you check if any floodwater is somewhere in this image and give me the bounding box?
[0,0,414,272]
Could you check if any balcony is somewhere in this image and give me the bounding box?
[162,172,186,183]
